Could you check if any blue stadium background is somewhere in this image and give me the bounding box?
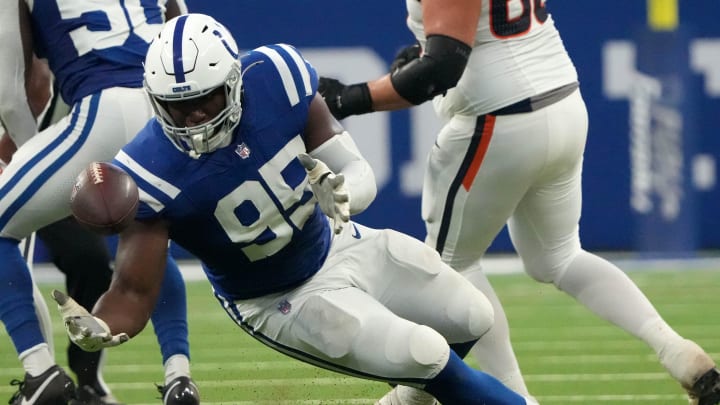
[36,1,720,262]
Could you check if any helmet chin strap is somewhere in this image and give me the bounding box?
[186,129,231,158]
[189,133,209,157]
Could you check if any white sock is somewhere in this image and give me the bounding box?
[463,267,532,397]
[523,395,540,405]
[394,386,437,405]
[164,354,191,385]
[637,317,684,355]
[19,343,55,377]
[32,282,54,358]
[556,251,679,351]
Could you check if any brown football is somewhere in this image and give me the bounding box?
[70,161,139,235]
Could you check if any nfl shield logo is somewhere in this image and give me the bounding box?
[235,143,251,159]
[277,299,292,315]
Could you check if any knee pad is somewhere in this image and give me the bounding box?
[445,276,495,341]
[407,324,450,369]
[385,323,450,380]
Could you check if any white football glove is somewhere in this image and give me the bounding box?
[298,153,350,234]
[51,289,129,352]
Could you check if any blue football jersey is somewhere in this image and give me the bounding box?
[114,44,332,299]
[28,0,167,105]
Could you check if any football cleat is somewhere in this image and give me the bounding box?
[157,376,200,405]
[687,368,720,405]
[71,385,124,405]
[659,338,720,405]
[375,386,438,405]
[8,365,76,405]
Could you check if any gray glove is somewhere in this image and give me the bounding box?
[298,153,350,234]
[52,289,129,352]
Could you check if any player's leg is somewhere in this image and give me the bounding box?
[36,216,122,404]
[420,113,545,397]
[361,226,517,404]
[508,89,719,401]
[0,88,153,403]
[151,254,199,405]
[21,233,56,359]
[217,250,529,405]
[0,236,76,405]
[31,282,54,356]
[0,97,107,403]
[36,220,198,405]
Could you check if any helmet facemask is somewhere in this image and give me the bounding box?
[143,14,243,158]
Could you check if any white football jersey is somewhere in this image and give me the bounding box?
[406,0,578,117]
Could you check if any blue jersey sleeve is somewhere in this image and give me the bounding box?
[112,120,184,220]
[239,44,319,131]
[253,43,319,103]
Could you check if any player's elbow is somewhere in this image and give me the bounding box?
[344,159,376,214]
[390,34,471,105]
[101,278,161,337]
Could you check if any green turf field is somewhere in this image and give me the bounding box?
[1,268,718,404]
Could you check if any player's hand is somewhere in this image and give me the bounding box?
[52,290,129,352]
[318,77,372,120]
[298,153,350,234]
[318,77,350,119]
[390,42,421,73]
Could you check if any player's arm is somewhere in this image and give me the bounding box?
[0,134,15,167]
[52,218,168,351]
[165,0,186,21]
[318,0,479,119]
[92,218,171,338]
[298,94,376,233]
[303,93,376,215]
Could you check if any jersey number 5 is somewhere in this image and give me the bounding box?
[58,0,163,57]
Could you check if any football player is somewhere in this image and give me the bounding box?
[55,13,538,405]
[317,0,720,404]
[0,1,199,404]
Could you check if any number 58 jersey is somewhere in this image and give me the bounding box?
[406,0,578,117]
[26,0,169,105]
[113,44,332,300]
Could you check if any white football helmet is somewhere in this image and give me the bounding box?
[144,14,242,156]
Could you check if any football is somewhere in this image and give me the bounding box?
[70,161,139,235]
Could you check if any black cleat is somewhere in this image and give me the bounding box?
[691,368,720,405]
[70,385,123,405]
[156,377,199,405]
[8,365,76,405]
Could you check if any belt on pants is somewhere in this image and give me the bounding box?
[489,82,579,116]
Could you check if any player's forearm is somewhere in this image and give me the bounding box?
[0,132,18,164]
[309,131,377,214]
[94,220,170,337]
[366,75,415,112]
[93,286,155,338]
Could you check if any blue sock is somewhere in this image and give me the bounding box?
[424,350,526,405]
[0,238,45,354]
[151,255,190,363]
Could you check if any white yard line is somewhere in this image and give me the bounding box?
[29,254,720,284]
